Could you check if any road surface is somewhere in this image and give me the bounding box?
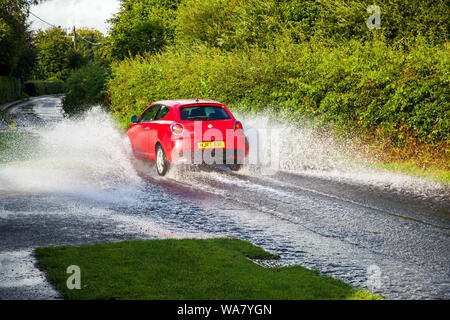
[0,96,448,299]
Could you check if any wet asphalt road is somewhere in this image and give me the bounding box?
[0,96,449,300]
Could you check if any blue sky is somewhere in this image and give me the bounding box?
[28,0,121,34]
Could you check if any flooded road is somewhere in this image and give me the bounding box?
[0,96,449,299]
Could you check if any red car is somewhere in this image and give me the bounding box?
[126,99,249,176]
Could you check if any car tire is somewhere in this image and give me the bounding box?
[228,164,242,171]
[156,145,170,176]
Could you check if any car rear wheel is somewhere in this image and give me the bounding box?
[156,145,169,176]
[228,164,242,171]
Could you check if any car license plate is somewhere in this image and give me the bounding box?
[197,141,225,149]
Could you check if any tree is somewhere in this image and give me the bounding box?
[175,0,282,50]
[66,29,104,69]
[33,27,72,80]
[0,1,49,77]
[0,0,30,75]
[62,62,110,115]
[32,27,104,80]
[61,29,108,114]
[11,30,37,81]
[276,0,449,45]
[72,28,104,61]
[103,0,180,61]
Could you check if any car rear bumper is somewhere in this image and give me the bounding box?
[175,149,246,165]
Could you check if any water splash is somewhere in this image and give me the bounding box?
[1,107,446,200]
[236,113,448,199]
[0,107,141,195]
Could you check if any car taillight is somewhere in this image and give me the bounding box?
[234,121,243,132]
[170,122,184,135]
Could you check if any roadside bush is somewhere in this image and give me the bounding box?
[23,80,64,97]
[175,0,449,50]
[282,0,449,45]
[103,0,180,61]
[175,0,282,50]
[62,62,110,115]
[32,27,73,81]
[0,76,21,104]
[108,38,449,149]
[106,0,449,168]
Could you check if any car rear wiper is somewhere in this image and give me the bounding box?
[187,116,209,121]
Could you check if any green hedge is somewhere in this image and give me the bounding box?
[0,76,21,104]
[108,38,449,149]
[23,80,64,97]
[62,62,110,115]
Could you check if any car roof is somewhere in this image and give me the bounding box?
[153,99,224,108]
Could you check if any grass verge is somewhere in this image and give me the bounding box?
[35,238,379,300]
[372,161,449,185]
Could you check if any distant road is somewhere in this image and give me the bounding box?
[0,95,64,131]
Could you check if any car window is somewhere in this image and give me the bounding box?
[180,106,231,121]
[139,105,159,122]
[154,105,170,121]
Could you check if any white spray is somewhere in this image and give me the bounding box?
[0,107,141,194]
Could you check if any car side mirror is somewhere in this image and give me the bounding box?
[130,115,138,123]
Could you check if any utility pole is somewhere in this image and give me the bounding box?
[72,26,77,51]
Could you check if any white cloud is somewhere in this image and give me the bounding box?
[28,0,121,35]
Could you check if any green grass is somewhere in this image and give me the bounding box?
[370,160,449,185]
[35,238,379,300]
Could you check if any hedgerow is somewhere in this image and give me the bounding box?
[23,80,64,97]
[108,38,449,150]
[62,62,110,115]
[0,76,21,104]
[105,0,449,168]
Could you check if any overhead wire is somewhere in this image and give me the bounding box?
[29,11,101,46]
[29,11,59,29]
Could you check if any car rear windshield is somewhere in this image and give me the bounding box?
[180,106,231,121]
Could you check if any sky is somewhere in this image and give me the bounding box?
[28,0,121,35]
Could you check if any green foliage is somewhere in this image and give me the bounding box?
[11,44,37,82]
[278,0,449,45]
[102,0,180,61]
[62,62,111,115]
[108,37,449,148]
[66,50,88,71]
[72,29,104,61]
[102,0,450,164]
[29,26,106,113]
[0,0,30,75]
[175,0,282,50]
[0,1,46,81]
[33,27,73,81]
[175,0,449,49]
[33,27,105,82]
[0,76,22,104]
[23,80,64,96]
[35,238,378,299]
